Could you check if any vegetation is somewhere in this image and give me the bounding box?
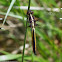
[0,0,62,62]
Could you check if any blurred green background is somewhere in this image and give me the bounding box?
[0,0,62,62]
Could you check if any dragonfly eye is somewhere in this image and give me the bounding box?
[27,10,31,15]
[27,10,33,15]
[30,11,33,14]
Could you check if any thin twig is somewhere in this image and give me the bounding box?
[22,0,31,62]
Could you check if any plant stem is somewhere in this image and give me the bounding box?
[22,21,28,62]
[22,0,31,62]
[28,0,31,11]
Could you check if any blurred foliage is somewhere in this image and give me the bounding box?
[0,0,62,62]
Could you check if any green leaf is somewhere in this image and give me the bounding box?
[0,54,22,61]
[2,0,16,25]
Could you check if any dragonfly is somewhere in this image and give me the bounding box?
[27,10,37,55]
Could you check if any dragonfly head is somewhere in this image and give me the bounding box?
[27,10,33,15]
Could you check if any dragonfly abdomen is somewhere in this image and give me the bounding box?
[32,29,36,55]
